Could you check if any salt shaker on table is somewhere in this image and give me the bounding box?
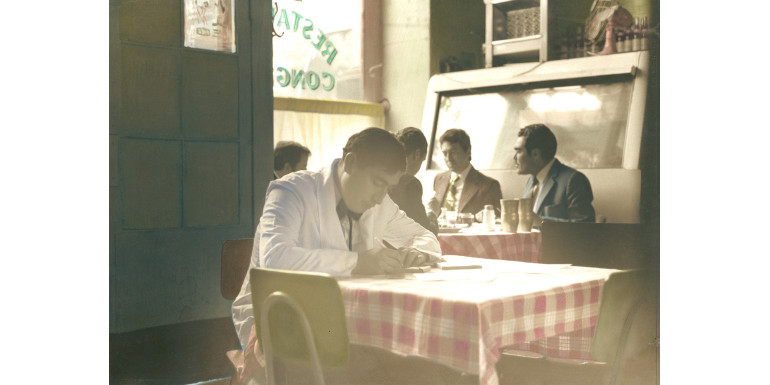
[483,204,496,231]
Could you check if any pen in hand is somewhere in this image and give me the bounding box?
[376,237,409,267]
[380,238,398,250]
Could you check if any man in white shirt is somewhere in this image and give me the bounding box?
[230,128,441,384]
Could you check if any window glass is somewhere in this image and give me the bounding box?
[429,78,634,170]
[272,0,362,101]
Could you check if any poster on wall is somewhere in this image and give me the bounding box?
[184,0,236,53]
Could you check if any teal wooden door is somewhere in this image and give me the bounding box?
[110,0,273,333]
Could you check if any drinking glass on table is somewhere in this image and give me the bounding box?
[458,213,474,228]
[445,210,457,227]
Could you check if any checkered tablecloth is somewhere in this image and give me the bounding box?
[438,230,542,263]
[339,257,615,385]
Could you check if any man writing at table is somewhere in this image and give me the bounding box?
[231,127,442,383]
[514,123,596,224]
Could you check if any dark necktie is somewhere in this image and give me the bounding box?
[529,178,540,206]
[443,175,460,211]
[336,200,361,251]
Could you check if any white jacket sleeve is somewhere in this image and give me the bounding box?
[258,182,358,275]
[379,195,442,258]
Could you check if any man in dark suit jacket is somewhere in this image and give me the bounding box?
[388,127,438,234]
[427,129,502,221]
[514,124,595,223]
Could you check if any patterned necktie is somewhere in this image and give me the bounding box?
[443,175,460,211]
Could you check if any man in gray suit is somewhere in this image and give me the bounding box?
[514,123,595,224]
[427,128,502,222]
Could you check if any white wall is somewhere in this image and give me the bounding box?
[383,0,430,133]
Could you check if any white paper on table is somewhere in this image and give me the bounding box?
[412,269,498,282]
[493,261,571,274]
[441,255,570,274]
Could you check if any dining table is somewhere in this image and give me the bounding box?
[338,255,616,385]
[438,226,542,263]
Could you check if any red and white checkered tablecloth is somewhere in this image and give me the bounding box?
[438,230,542,263]
[339,257,615,385]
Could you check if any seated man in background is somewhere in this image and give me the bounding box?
[514,123,596,223]
[427,128,502,222]
[388,127,438,235]
[273,140,311,179]
[231,127,441,384]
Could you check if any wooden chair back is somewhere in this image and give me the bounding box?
[220,238,254,300]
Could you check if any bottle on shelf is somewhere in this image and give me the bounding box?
[616,28,625,53]
[631,17,641,51]
[623,25,632,52]
[641,16,650,50]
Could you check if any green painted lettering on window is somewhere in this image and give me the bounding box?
[322,72,335,91]
[306,71,320,90]
[302,18,314,39]
[291,11,304,32]
[275,67,335,91]
[276,67,290,87]
[321,41,337,65]
[312,29,326,50]
[291,69,305,89]
[276,8,290,30]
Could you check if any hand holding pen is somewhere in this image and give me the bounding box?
[379,238,435,268]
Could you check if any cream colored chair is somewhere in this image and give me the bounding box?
[250,267,350,385]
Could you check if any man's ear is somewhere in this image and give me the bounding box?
[342,152,357,174]
[530,148,542,161]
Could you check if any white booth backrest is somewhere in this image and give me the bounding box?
[416,168,641,224]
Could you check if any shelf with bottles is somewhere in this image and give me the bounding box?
[483,0,549,67]
[552,15,652,60]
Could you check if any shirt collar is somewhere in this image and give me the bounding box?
[333,159,362,221]
[535,158,556,184]
[451,163,472,182]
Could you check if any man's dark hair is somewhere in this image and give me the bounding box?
[439,128,472,153]
[518,124,557,160]
[343,127,405,173]
[395,127,428,157]
[274,141,311,171]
